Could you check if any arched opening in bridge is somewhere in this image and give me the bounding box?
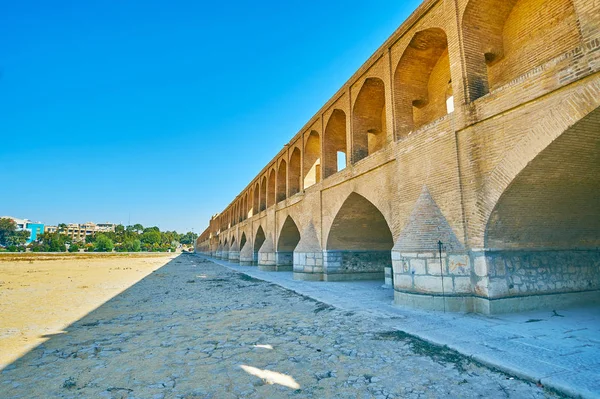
[289,147,301,196]
[277,159,287,203]
[254,226,266,264]
[337,152,346,172]
[253,183,259,216]
[303,130,321,189]
[240,232,247,251]
[223,238,229,257]
[326,193,393,281]
[260,176,267,212]
[394,28,451,138]
[267,169,276,208]
[462,0,580,101]
[246,193,250,219]
[323,109,347,178]
[484,106,600,300]
[276,216,301,268]
[352,78,387,163]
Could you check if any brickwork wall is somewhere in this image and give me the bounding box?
[487,0,580,89]
[197,0,600,312]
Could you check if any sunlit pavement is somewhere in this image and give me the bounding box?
[0,254,563,398]
[203,255,600,399]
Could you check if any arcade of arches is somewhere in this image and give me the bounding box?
[197,0,600,314]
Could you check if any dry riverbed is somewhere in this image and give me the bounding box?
[0,253,175,370]
[0,254,561,398]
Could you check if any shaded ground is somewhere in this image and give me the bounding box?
[0,255,560,398]
[0,253,174,369]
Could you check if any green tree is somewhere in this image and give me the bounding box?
[141,230,161,245]
[114,224,125,235]
[0,218,17,246]
[121,238,142,252]
[38,232,68,252]
[180,232,198,245]
[6,230,30,246]
[94,234,114,252]
[132,224,144,234]
[131,239,141,252]
[68,243,80,252]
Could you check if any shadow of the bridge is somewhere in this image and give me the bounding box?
[0,254,245,397]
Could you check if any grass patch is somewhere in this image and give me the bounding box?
[375,330,469,372]
[238,274,262,283]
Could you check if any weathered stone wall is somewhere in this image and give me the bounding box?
[394,252,471,296]
[474,250,600,298]
[293,252,324,281]
[275,251,293,266]
[323,251,390,281]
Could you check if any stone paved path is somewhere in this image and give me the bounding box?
[0,255,561,398]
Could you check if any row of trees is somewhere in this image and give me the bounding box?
[0,219,198,253]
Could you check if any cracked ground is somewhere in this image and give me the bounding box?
[0,255,562,398]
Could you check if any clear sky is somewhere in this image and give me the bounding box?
[0,0,421,233]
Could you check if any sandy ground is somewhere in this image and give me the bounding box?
[0,253,175,370]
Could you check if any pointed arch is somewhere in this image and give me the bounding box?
[303,130,321,188]
[485,106,600,250]
[267,169,276,208]
[323,109,347,178]
[254,226,266,264]
[325,192,393,281]
[288,147,301,196]
[480,106,600,301]
[253,183,260,216]
[327,193,393,250]
[278,216,301,252]
[240,232,247,251]
[352,78,387,163]
[277,159,287,203]
[462,0,580,101]
[260,176,267,211]
[394,28,451,138]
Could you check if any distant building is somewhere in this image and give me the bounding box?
[0,216,45,243]
[45,222,117,242]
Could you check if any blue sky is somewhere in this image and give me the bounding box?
[0,0,421,233]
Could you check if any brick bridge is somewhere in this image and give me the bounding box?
[196,0,600,313]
